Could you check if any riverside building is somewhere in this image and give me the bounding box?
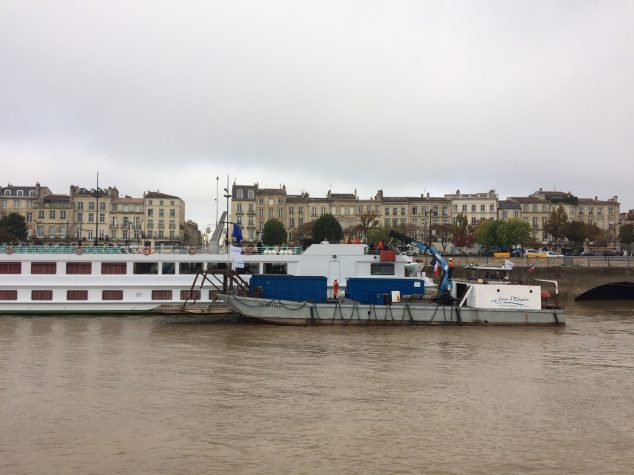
[231,183,621,246]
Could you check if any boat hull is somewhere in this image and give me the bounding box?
[227,295,565,326]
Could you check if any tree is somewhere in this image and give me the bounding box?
[357,210,379,242]
[563,221,587,247]
[366,226,391,245]
[452,214,475,249]
[312,213,343,243]
[0,213,28,244]
[619,224,634,252]
[293,220,314,248]
[585,223,602,244]
[475,219,501,248]
[543,205,569,246]
[434,223,454,253]
[262,219,286,246]
[497,219,531,248]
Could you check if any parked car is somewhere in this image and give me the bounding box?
[544,251,564,257]
[523,249,541,257]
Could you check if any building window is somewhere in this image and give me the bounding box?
[102,290,123,300]
[31,262,56,274]
[462,205,467,212]
[32,290,53,300]
[412,207,417,215]
[77,202,83,210]
[170,209,175,217]
[385,208,389,215]
[162,262,175,274]
[38,210,45,219]
[0,290,17,300]
[480,205,485,212]
[152,290,172,300]
[236,189,244,199]
[67,290,88,300]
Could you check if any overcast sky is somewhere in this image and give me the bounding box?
[1,0,632,229]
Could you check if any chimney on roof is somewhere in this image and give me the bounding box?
[427,192,430,198]
[595,196,598,201]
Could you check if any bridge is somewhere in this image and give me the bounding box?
[428,256,634,300]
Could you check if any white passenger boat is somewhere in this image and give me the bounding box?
[0,243,413,314]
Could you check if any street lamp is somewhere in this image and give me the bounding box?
[223,178,231,249]
[426,209,438,245]
[92,172,100,246]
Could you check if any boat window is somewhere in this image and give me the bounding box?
[67,290,88,300]
[102,290,123,300]
[237,263,259,275]
[162,262,176,274]
[207,262,228,270]
[133,262,158,274]
[31,262,57,274]
[66,262,92,274]
[32,290,53,300]
[370,263,395,275]
[151,290,172,300]
[0,262,21,274]
[0,290,17,300]
[180,290,201,300]
[101,262,127,274]
[209,290,218,301]
[179,262,204,274]
[264,263,287,274]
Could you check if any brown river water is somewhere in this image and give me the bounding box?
[1,301,633,474]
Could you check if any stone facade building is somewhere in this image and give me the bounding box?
[1,183,198,247]
[231,183,623,246]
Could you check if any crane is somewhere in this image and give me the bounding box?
[388,230,453,300]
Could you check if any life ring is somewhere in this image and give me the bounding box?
[244,244,256,255]
[142,247,151,256]
[75,247,84,255]
[187,246,196,255]
[5,246,13,255]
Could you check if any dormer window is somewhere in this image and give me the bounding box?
[4,190,10,196]
[17,190,23,196]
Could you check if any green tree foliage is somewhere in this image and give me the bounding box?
[451,213,475,248]
[0,213,28,244]
[619,224,634,250]
[366,226,391,245]
[262,219,287,246]
[312,213,343,243]
[474,219,500,248]
[563,221,587,246]
[497,219,531,248]
[543,205,569,245]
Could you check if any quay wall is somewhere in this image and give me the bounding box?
[413,256,634,299]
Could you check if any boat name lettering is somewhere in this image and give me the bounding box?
[490,296,529,306]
